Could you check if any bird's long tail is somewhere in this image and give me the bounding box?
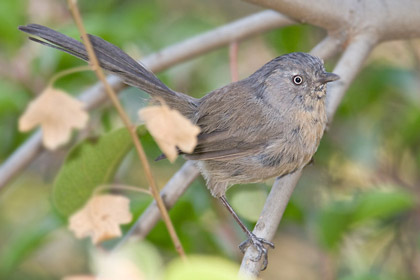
[19,24,197,115]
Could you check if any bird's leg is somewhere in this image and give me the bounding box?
[219,195,275,270]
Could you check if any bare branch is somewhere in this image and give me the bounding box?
[0,130,43,189]
[364,0,420,41]
[239,34,377,276]
[245,0,345,30]
[246,0,420,41]
[310,35,345,60]
[0,10,294,190]
[229,41,239,82]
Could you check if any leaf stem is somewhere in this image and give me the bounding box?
[47,65,91,88]
[66,0,186,260]
[94,184,151,196]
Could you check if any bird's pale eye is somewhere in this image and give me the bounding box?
[292,75,303,85]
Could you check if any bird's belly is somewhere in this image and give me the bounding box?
[253,123,325,180]
[201,148,310,186]
[199,114,326,190]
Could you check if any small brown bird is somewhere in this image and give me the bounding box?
[19,24,339,270]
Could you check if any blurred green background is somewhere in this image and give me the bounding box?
[1,0,420,279]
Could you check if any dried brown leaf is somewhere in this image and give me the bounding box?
[19,86,88,150]
[139,104,200,162]
[69,194,132,244]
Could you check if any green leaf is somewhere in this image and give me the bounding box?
[351,189,416,223]
[0,0,26,54]
[0,79,29,113]
[316,201,353,249]
[265,25,315,53]
[340,272,392,280]
[316,188,416,250]
[53,127,135,216]
[282,198,305,223]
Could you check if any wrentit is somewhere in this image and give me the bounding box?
[19,24,339,270]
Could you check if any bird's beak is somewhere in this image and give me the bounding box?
[318,72,340,84]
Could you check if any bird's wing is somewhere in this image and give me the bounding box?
[185,130,266,161]
[154,130,266,161]
[185,82,276,161]
[156,79,284,162]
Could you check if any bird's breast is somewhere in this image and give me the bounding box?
[293,103,327,161]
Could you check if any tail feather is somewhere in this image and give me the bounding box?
[19,24,198,116]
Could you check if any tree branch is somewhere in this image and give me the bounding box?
[0,10,294,191]
[310,35,344,60]
[246,0,420,41]
[245,0,346,31]
[0,130,43,188]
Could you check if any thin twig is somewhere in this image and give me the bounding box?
[229,41,239,82]
[66,0,185,259]
[47,65,91,88]
[94,184,151,196]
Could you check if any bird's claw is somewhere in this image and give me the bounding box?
[239,233,275,271]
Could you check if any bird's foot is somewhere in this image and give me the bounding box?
[239,233,275,271]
